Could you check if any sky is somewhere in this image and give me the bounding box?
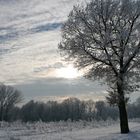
[0,0,139,103]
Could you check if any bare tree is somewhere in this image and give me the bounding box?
[59,0,140,133]
[0,84,23,121]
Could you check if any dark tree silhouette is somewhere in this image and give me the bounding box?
[0,84,23,121]
[59,0,140,133]
[5,97,140,123]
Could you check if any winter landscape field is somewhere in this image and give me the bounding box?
[0,119,140,140]
[1,0,140,139]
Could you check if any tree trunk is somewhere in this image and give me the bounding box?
[0,106,3,121]
[117,79,129,133]
[118,99,129,133]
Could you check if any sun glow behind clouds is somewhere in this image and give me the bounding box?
[56,65,81,79]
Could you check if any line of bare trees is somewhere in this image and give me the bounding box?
[0,83,140,123]
[0,98,119,122]
[4,96,140,123]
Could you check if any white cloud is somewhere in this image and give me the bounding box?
[0,30,62,84]
[0,0,88,85]
[0,0,110,102]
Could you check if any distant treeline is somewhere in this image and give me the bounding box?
[3,97,140,122]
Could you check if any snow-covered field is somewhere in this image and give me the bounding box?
[0,120,140,140]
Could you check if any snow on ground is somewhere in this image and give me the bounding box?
[0,120,140,140]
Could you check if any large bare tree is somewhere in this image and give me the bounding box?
[59,0,140,133]
[0,84,23,121]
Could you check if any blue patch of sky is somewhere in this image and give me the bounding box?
[31,22,62,33]
[0,22,62,43]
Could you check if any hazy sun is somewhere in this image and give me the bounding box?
[56,65,80,79]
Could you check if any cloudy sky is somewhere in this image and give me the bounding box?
[0,0,139,102]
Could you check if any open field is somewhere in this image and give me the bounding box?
[0,119,140,140]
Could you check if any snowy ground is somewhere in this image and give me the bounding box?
[0,120,140,140]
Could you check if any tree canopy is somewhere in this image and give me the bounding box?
[59,0,140,90]
[59,0,140,133]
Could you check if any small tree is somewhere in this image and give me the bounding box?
[59,0,140,133]
[95,101,106,120]
[0,84,23,121]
